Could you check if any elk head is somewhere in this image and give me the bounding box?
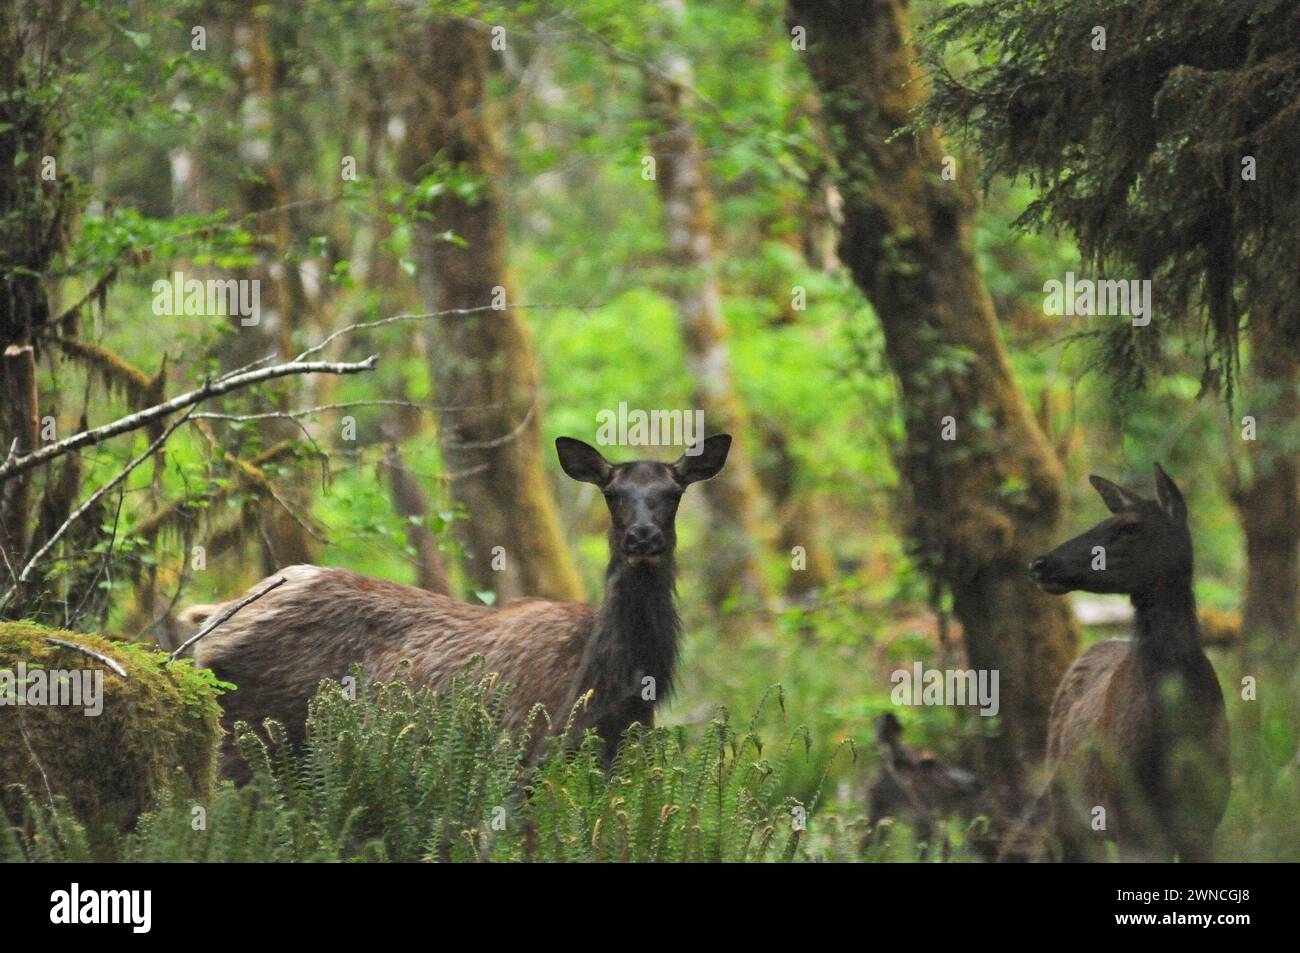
[555,434,731,568]
[1029,463,1191,596]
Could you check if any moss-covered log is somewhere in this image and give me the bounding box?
[0,622,223,848]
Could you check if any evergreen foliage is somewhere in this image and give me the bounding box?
[921,0,1300,398]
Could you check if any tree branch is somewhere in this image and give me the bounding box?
[1,408,195,609]
[43,636,128,678]
[290,303,584,363]
[191,397,514,422]
[0,356,377,485]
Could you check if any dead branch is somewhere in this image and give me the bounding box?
[0,355,377,485]
[16,710,56,808]
[441,401,536,450]
[290,302,587,363]
[42,636,128,677]
[293,307,498,362]
[1,408,195,609]
[168,574,286,662]
[191,398,515,423]
[0,300,594,485]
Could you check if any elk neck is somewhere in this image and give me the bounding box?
[580,551,682,703]
[1129,570,1202,670]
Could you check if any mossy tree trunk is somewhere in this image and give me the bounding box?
[788,0,1078,804]
[400,17,583,603]
[0,7,68,613]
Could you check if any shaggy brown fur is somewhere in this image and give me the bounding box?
[184,565,595,779]
[183,435,732,780]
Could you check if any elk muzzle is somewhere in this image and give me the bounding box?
[1028,555,1071,594]
[623,523,667,561]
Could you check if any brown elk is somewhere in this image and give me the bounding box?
[182,434,731,780]
[864,713,993,858]
[1024,465,1230,861]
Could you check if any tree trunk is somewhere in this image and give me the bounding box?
[0,7,66,612]
[1236,315,1299,654]
[646,56,772,616]
[400,17,583,604]
[788,0,1078,804]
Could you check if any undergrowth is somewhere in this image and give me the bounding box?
[4,664,954,862]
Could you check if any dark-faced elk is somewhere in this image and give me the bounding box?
[864,713,993,858]
[1024,465,1230,861]
[181,435,731,780]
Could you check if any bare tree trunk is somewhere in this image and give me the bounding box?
[399,17,583,603]
[788,0,1078,805]
[1235,314,1299,653]
[645,52,772,616]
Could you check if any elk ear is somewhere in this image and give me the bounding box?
[673,433,731,485]
[1153,463,1187,523]
[555,437,611,486]
[1089,474,1140,513]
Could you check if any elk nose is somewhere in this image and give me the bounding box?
[624,524,665,556]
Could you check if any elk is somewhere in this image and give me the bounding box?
[863,713,993,858]
[181,434,731,780]
[1024,464,1230,862]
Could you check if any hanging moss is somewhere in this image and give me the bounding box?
[0,622,224,852]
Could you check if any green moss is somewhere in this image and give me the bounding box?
[0,621,223,855]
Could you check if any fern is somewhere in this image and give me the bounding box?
[0,670,863,862]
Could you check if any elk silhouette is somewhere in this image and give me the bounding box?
[1023,464,1230,861]
[864,712,994,858]
[182,434,731,780]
